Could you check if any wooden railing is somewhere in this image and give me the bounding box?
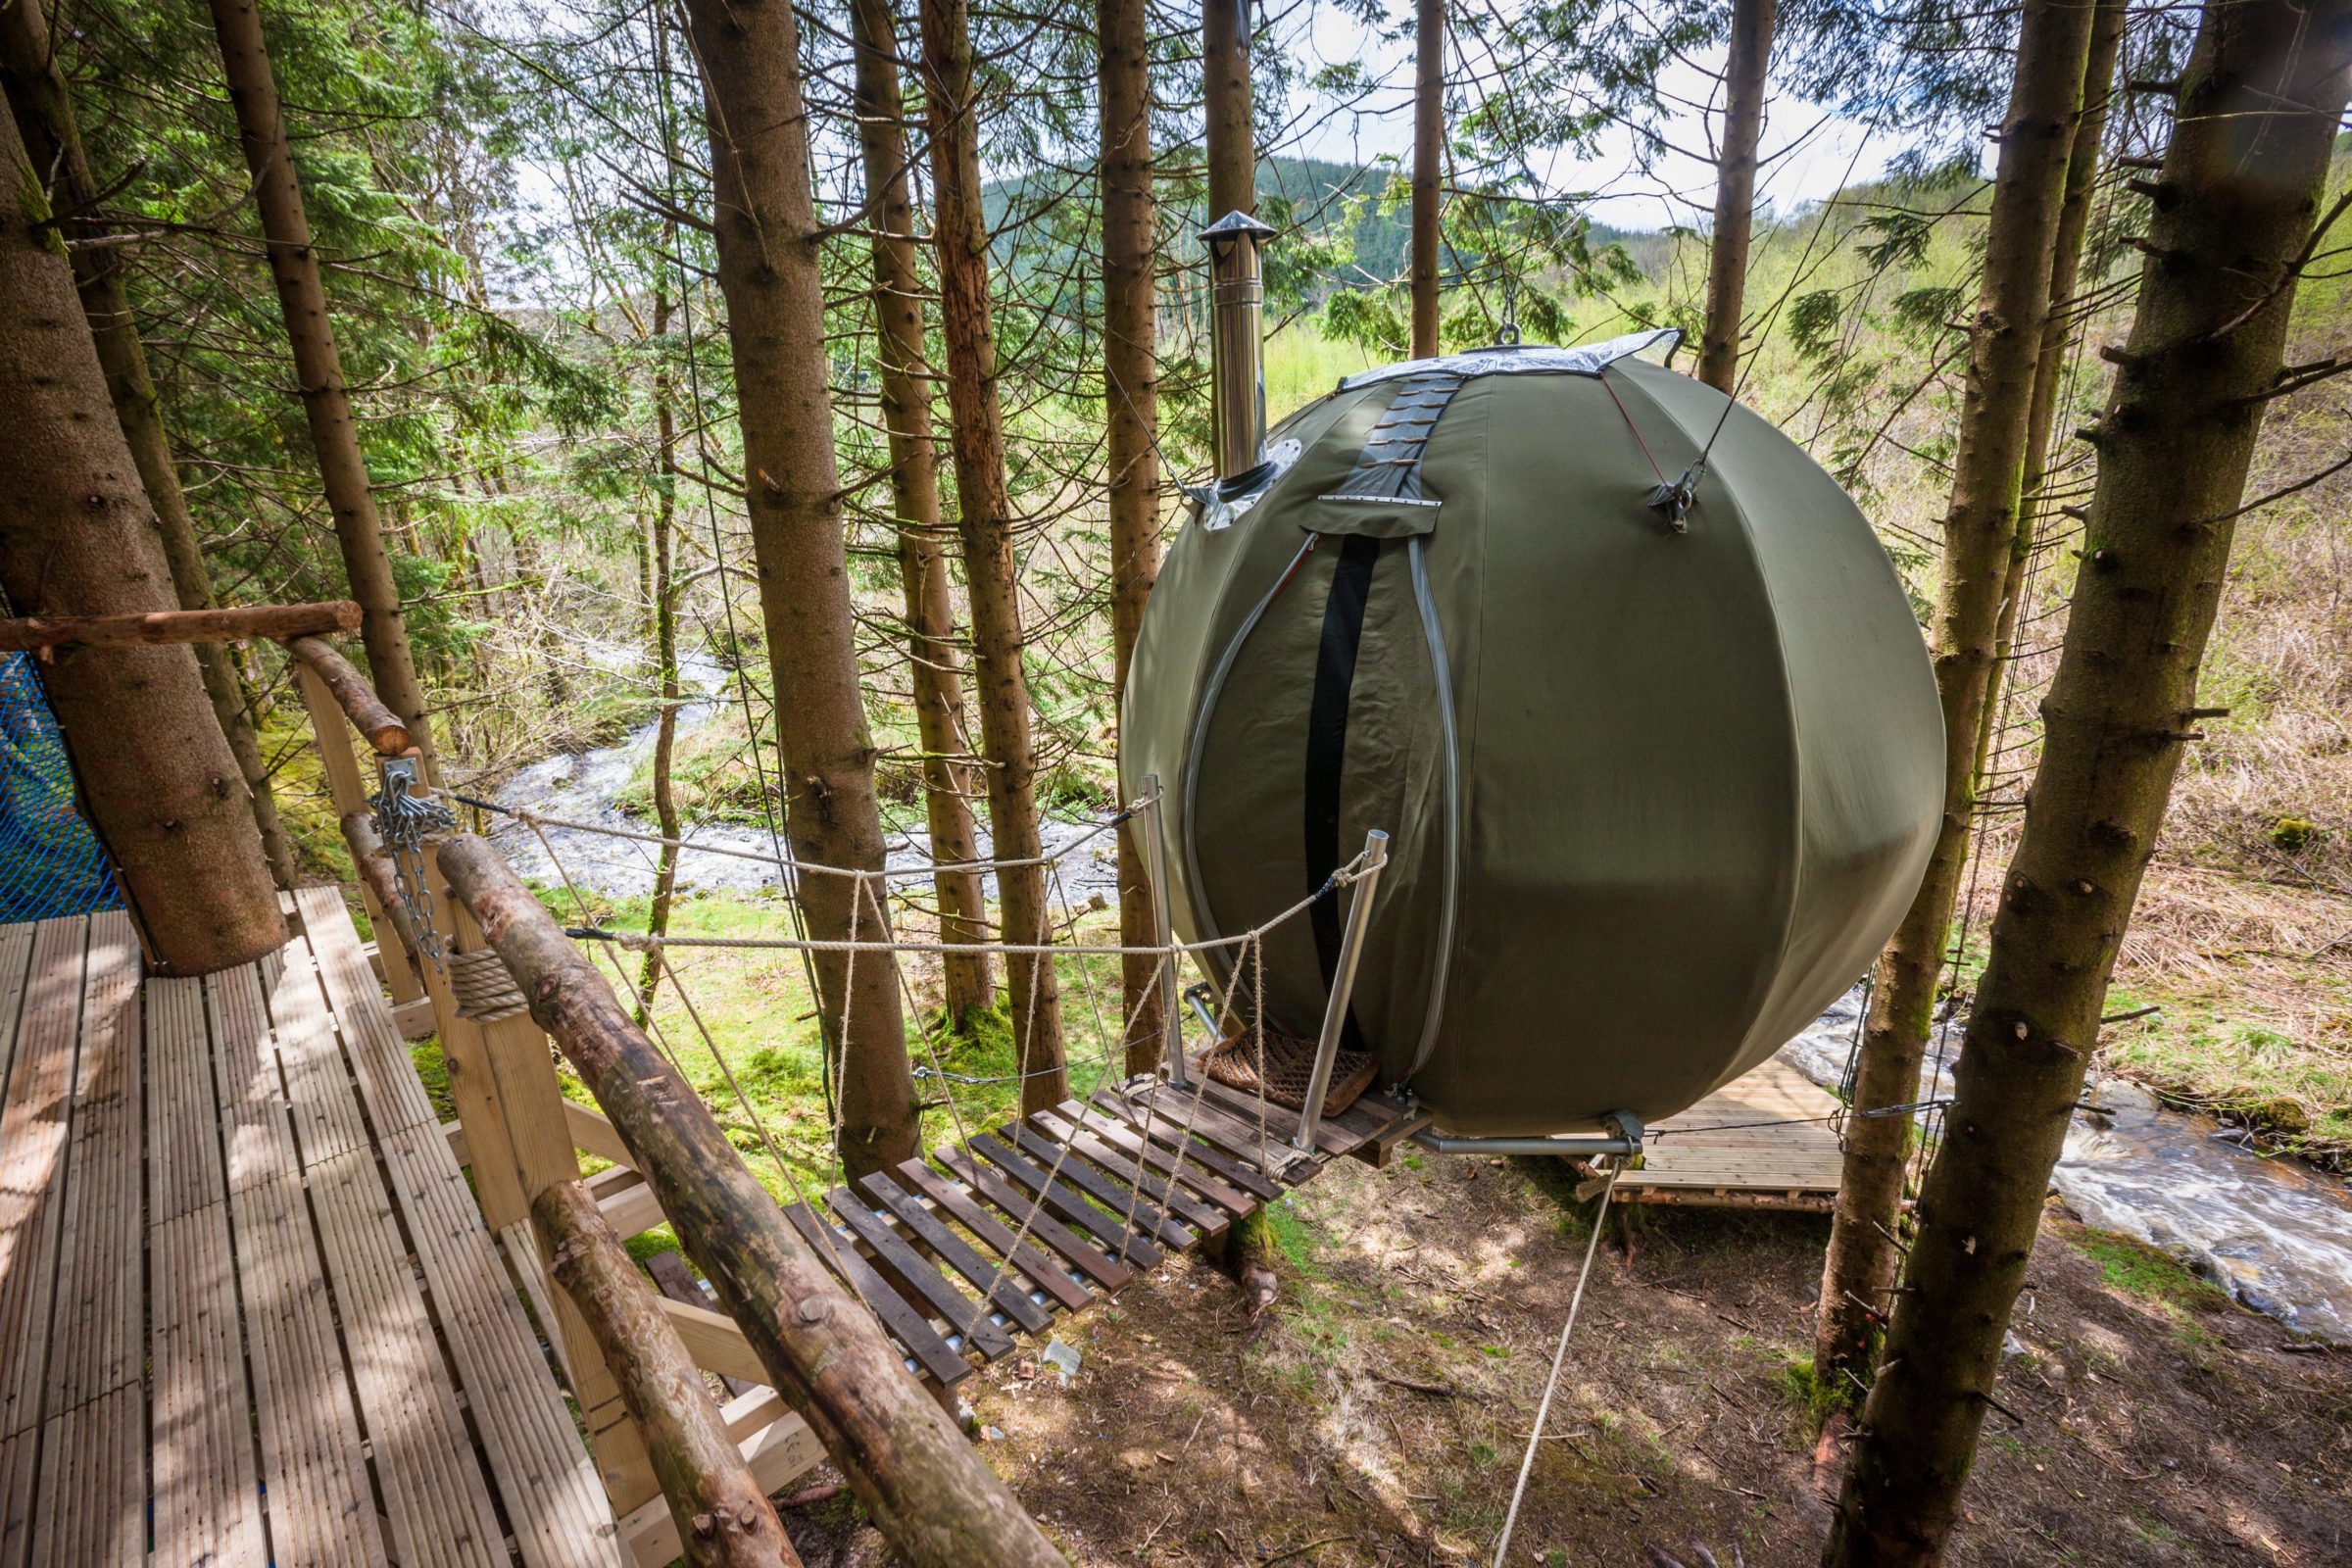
[291,638,820,1565]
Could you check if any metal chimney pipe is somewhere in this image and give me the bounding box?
[1202,210,1278,487]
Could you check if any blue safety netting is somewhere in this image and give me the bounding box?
[0,652,124,921]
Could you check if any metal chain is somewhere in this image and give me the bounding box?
[371,756,454,961]
[1495,270,1521,346]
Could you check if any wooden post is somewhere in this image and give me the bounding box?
[439,834,1065,1568]
[297,667,425,1018]
[535,1181,801,1568]
[286,635,414,756]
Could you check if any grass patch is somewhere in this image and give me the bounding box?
[410,1039,454,1121]
[2100,1002,2352,1165]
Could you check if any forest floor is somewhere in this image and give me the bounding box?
[773,1152,2352,1568]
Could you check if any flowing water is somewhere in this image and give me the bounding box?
[1781,990,2352,1345]
[490,675,2351,1343]
[486,650,1122,905]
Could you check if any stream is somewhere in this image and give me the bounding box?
[490,669,2352,1345]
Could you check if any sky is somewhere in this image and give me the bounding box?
[1276,0,1904,233]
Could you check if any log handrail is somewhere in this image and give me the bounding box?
[533,1180,800,1568]
[0,599,359,652]
[437,833,1064,1568]
[287,633,411,756]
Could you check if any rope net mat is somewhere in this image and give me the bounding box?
[0,652,123,921]
[1200,1016,1377,1117]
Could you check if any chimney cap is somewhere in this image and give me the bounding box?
[1201,209,1279,245]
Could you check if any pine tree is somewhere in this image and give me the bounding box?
[918,0,1069,1113]
[1826,2,2352,1559]
[848,0,995,1027]
[1813,0,2102,1391]
[0,101,284,973]
[1697,0,1778,393]
[679,0,921,1178]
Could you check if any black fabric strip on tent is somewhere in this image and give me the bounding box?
[1304,532,1380,1054]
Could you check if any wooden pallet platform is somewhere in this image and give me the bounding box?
[0,906,623,1568]
[1614,1058,1845,1212]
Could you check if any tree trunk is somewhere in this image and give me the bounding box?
[681,0,920,1179]
[639,290,682,1024]
[1100,0,1167,1075]
[1203,0,1254,218]
[918,0,1069,1113]
[1410,0,1444,359]
[286,635,412,756]
[1813,0,2099,1391]
[1696,0,1777,393]
[0,0,299,887]
[848,0,994,1024]
[1970,0,2131,788]
[440,836,1064,1568]
[1825,7,2352,1561]
[0,105,284,973]
[205,0,437,774]
[532,1180,801,1568]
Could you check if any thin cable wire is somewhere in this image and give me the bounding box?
[1492,1166,1619,1568]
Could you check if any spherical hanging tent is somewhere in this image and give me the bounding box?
[1120,326,1943,1139]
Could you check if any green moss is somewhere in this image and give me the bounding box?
[2073,1233,2229,1315]
[1774,1354,1854,1424]
[624,1226,681,1263]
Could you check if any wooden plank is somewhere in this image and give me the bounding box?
[782,1201,971,1387]
[0,917,86,1440]
[566,1101,636,1169]
[0,1427,31,1568]
[652,1296,770,1388]
[824,1189,1016,1360]
[1191,1074,1364,1157]
[265,930,372,1165]
[644,1254,757,1395]
[296,886,439,1137]
[27,1381,140,1568]
[955,1135,1168,1267]
[853,1172,1054,1332]
[306,1146,510,1568]
[377,1123,627,1568]
[229,1171,385,1568]
[1029,1107,1245,1226]
[42,914,142,1422]
[618,1391,823,1568]
[935,1142,1157,1279]
[206,963,303,1197]
[886,1160,1112,1305]
[0,924,39,1119]
[1088,1087,1283,1201]
[999,1124,1198,1251]
[1107,1081,1298,1183]
[149,1204,267,1568]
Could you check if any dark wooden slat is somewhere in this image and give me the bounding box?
[947,1138,1166,1269]
[824,1189,1017,1360]
[1089,1088,1285,1202]
[1060,1099,1258,1214]
[1001,1124,1198,1251]
[1028,1110,1238,1233]
[781,1202,970,1387]
[890,1160,1115,1304]
[1113,1083,1302,1183]
[1192,1074,1364,1156]
[854,1174,1054,1333]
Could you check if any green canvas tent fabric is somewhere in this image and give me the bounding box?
[1120,331,1941,1137]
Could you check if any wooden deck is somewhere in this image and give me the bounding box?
[1614,1058,1846,1211]
[0,905,624,1568]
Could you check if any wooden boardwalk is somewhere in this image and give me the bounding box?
[0,905,623,1568]
[1614,1058,1845,1211]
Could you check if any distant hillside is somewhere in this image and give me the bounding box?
[981,155,1648,288]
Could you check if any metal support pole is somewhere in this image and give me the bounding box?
[1294,828,1390,1153]
[1139,773,1189,1087]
